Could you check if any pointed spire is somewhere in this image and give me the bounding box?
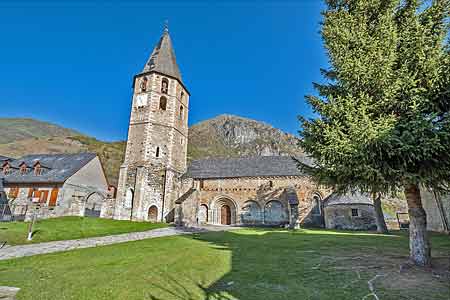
[142,24,182,82]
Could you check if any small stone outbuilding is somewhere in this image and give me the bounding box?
[323,192,377,230]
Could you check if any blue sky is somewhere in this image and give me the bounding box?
[0,1,327,141]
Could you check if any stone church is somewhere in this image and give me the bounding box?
[112,27,376,229]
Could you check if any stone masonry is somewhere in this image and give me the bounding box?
[176,173,330,228]
[114,27,189,222]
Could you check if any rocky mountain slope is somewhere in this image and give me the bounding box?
[188,114,303,160]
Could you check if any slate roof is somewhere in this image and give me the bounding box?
[184,156,312,179]
[323,192,373,207]
[1,153,97,184]
[0,156,12,162]
[141,28,182,82]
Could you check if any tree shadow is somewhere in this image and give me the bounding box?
[143,229,450,300]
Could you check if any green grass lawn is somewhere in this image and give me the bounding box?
[0,217,167,245]
[0,228,449,300]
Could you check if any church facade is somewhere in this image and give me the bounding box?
[112,28,376,229]
[174,156,330,228]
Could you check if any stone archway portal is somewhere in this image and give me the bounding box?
[212,197,237,225]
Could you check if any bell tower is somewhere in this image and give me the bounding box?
[115,26,190,222]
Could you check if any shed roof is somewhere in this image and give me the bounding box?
[184,155,312,179]
[323,192,373,207]
[2,153,97,184]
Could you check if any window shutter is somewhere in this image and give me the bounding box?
[40,190,49,203]
[11,187,19,198]
[49,188,59,206]
[28,188,34,198]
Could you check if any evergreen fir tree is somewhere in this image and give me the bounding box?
[300,0,449,266]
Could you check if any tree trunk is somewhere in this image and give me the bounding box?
[404,184,431,267]
[372,193,388,234]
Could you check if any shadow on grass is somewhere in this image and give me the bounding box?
[143,228,448,300]
[31,229,41,238]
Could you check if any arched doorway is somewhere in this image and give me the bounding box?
[198,204,208,224]
[211,197,237,225]
[148,205,158,222]
[311,193,322,216]
[310,193,325,227]
[221,205,231,225]
[84,192,104,217]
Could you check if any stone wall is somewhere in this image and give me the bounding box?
[5,182,106,221]
[115,72,189,223]
[100,196,116,219]
[324,204,376,230]
[177,175,330,227]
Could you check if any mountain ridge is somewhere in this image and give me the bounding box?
[0,115,303,185]
[0,118,81,144]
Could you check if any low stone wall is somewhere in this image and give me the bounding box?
[100,197,116,219]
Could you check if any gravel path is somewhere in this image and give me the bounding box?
[0,225,233,261]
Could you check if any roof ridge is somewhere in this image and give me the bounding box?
[191,155,298,162]
[18,152,96,158]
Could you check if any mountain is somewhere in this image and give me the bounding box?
[188,114,303,160]
[0,118,81,144]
